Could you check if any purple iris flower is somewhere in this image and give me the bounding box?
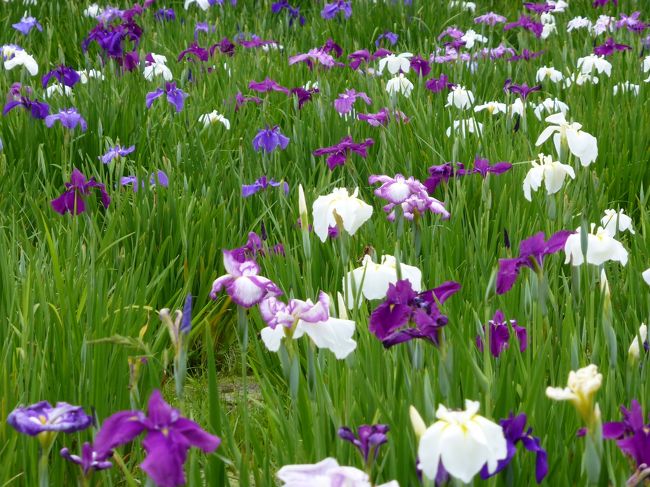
[7,401,93,436]
[288,49,338,69]
[210,37,236,56]
[321,38,344,58]
[333,89,372,114]
[480,413,548,483]
[252,126,290,152]
[348,49,371,70]
[470,157,512,178]
[42,65,81,88]
[60,443,113,476]
[375,31,398,47]
[242,176,289,197]
[100,145,135,164]
[178,42,210,62]
[438,26,464,42]
[524,2,554,14]
[51,168,111,215]
[93,390,220,487]
[482,44,517,60]
[369,279,461,348]
[234,231,285,259]
[504,79,542,100]
[82,19,143,70]
[45,108,88,131]
[508,48,544,62]
[474,12,507,25]
[602,400,650,468]
[321,0,352,20]
[357,108,408,127]
[154,8,176,22]
[271,1,306,26]
[409,55,431,77]
[12,16,43,35]
[593,37,632,57]
[234,92,262,111]
[313,136,374,171]
[616,12,645,32]
[496,231,572,295]
[209,248,282,307]
[424,73,454,93]
[424,162,467,193]
[369,174,450,221]
[120,171,169,192]
[290,86,319,109]
[3,97,49,119]
[338,424,389,465]
[248,78,290,95]
[503,15,544,38]
[194,22,214,39]
[593,0,617,6]
[476,310,527,358]
[146,83,188,112]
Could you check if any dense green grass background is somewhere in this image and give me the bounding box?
[1,0,649,485]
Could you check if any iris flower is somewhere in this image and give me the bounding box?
[333,89,371,114]
[313,136,374,170]
[252,126,290,152]
[144,54,173,81]
[321,1,352,20]
[593,37,631,57]
[564,224,628,266]
[51,168,111,215]
[242,176,289,197]
[369,174,449,221]
[476,310,527,357]
[338,424,389,466]
[12,16,43,35]
[60,443,113,476]
[474,12,507,25]
[45,108,87,131]
[522,153,575,201]
[42,65,80,88]
[249,78,290,95]
[535,113,598,166]
[603,400,650,468]
[3,96,49,119]
[100,145,135,164]
[503,15,543,38]
[146,82,188,112]
[2,44,39,75]
[312,187,373,242]
[7,401,93,438]
[277,458,398,487]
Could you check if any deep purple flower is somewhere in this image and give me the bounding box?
[180,293,192,335]
[369,279,461,348]
[3,97,49,119]
[100,145,135,164]
[120,171,169,192]
[474,12,507,25]
[469,157,512,178]
[45,108,87,131]
[7,401,93,437]
[424,73,455,93]
[438,26,464,41]
[178,42,210,62]
[321,38,344,58]
[348,49,371,70]
[504,15,544,38]
[51,168,111,215]
[480,413,548,483]
[146,82,188,112]
[524,2,554,14]
[424,162,467,193]
[12,16,43,35]
[248,78,290,95]
[409,55,431,77]
[210,37,236,56]
[234,231,285,259]
[369,174,449,221]
[476,310,527,358]
[209,249,282,307]
[375,31,398,47]
[508,49,544,62]
[82,19,143,65]
[242,176,289,197]
[271,1,306,26]
[93,390,220,487]
[313,136,374,170]
[42,65,81,88]
[60,443,113,476]
[496,231,572,294]
[593,0,617,7]
[290,86,319,109]
[233,92,262,111]
[154,8,176,22]
[602,400,650,467]
[333,89,372,115]
[252,126,290,152]
[321,0,352,20]
[504,79,542,100]
[593,37,632,57]
[338,424,389,464]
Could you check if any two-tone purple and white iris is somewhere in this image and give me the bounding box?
[253,126,290,152]
[476,310,527,358]
[496,231,572,294]
[321,0,352,20]
[93,390,220,487]
[146,82,188,112]
[242,176,289,197]
[369,279,461,348]
[60,443,113,476]
[210,249,282,307]
[313,136,374,170]
[602,400,650,468]
[12,16,43,35]
[51,168,110,215]
[100,145,135,164]
[7,401,93,440]
[42,65,81,88]
[369,174,450,221]
[45,108,87,131]
[480,413,548,483]
[338,424,389,467]
[334,89,372,115]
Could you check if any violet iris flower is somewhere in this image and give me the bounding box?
[338,424,389,465]
[480,413,548,483]
[424,162,466,193]
[369,279,461,348]
[154,8,176,22]
[321,0,352,20]
[211,37,236,56]
[7,401,93,437]
[369,174,450,221]
[249,78,290,95]
[504,79,542,100]
[474,12,507,25]
[60,443,113,476]
[178,42,210,62]
[358,108,409,127]
[409,55,431,77]
[234,92,263,111]
[313,136,374,170]
[82,19,142,70]
[425,73,454,93]
[100,145,135,164]
[476,310,527,358]
[508,49,544,62]
[120,171,169,192]
[288,49,337,69]
[602,400,650,468]
[12,16,43,35]
[593,38,632,57]
[3,96,49,119]
[470,157,512,178]
[146,83,188,112]
[45,108,88,131]
[209,248,282,307]
[615,12,645,32]
[524,2,554,14]
[253,126,290,152]
[51,168,111,215]
[593,0,617,6]
[333,89,372,114]
[271,1,306,26]
[235,231,285,259]
[503,15,544,38]
[496,230,572,294]
[93,390,220,487]
[242,176,289,197]
[375,31,398,47]
[348,49,371,70]
[42,65,81,88]
[291,86,319,109]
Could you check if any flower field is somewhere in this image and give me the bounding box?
[1,0,649,485]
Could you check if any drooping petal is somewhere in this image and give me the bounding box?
[93,411,146,458]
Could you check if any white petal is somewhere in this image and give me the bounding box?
[298,318,357,359]
[643,268,650,286]
[439,424,487,483]
[418,422,446,481]
[523,166,543,201]
[260,326,285,352]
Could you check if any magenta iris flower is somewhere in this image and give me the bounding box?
[503,15,544,38]
[474,12,507,25]
[358,108,409,127]
[252,126,290,152]
[7,401,93,436]
[178,42,210,62]
[45,108,87,131]
[476,310,527,358]
[369,279,461,348]
[289,49,337,69]
[593,0,617,6]
[60,443,113,476]
[524,2,554,14]
[593,37,632,57]
[93,390,220,487]
[100,145,135,164]
[424,162,466,193]
[333,89,371,114]
[480,413,548,483]
[211,37,236,56]
[321,0,352,20]
[242,176,289,197]
[42,65,81,88]
[471,157,512,178]
[146,83,188,112]
[348,49,371,70]
[51,168,111,215]
[504,79,542,100]
[602,400,650,468]
[313,136,374,170]
[82,19,142,71]
[369,174,449,221]
[12,16,43,35]
[615,12,645,32]
[425,73,454,93]
[249,78,290,95]
[508,48,544,62]
[3,96,49,119]
[338,424,389,465]
[409,55,431,77]
[290,86,319,109]
[496,231,572,294]
[234,92,262,111]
